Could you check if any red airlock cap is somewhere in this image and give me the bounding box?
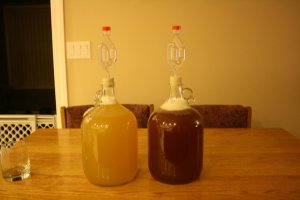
[172,25,181,30]
[102,26,111,31]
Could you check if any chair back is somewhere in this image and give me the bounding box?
[61,104,154,128]
[191,105,252,128]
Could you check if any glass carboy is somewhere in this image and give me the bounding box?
[81,26,138,186]
[148,25,204,184]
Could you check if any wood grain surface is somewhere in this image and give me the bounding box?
[1,128,300,200]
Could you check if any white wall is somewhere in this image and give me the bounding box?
[64,0,300,137]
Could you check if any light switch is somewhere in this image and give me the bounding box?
[66,41,91,59]
[81,41,90,58]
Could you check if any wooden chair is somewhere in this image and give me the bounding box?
[191,105,252,128]
[60,104,154,128]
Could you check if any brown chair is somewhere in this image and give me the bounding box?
[191,105,252,128]
[61,104,154,128]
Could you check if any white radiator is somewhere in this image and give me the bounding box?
[0,115,56,147]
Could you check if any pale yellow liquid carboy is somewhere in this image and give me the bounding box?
[81,78,138,186]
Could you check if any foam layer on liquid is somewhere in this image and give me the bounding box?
[160,99,190,111]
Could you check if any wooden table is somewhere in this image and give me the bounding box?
[1,128,300,200]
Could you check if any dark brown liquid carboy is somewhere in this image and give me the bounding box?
[148,107,203,184]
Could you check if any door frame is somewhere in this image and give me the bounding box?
[50,0,68,128]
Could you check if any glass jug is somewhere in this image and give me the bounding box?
[148,76,203,184]
[81,78,138,186]
[81,26,138,186]
[148,25,204,184]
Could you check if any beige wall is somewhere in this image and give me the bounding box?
[64,0,300,137]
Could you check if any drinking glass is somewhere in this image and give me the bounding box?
[0,140,30,182]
